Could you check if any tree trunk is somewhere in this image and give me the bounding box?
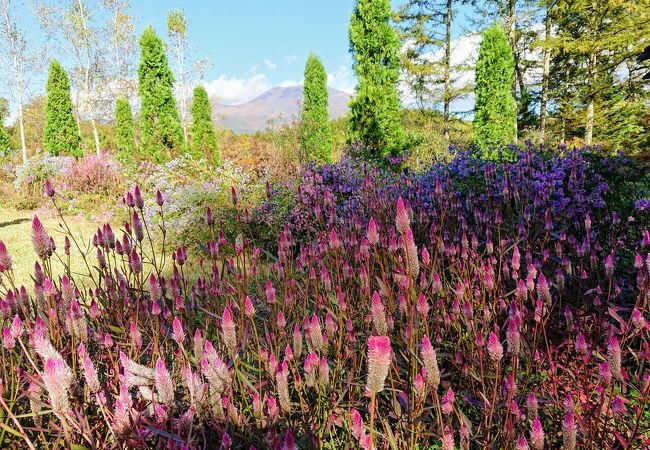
[19,108,27,164]
[539,2,551,143]
[507,0,517,143]
[585,99,594,145]
[442,0,452,141]
[91,117,101,156]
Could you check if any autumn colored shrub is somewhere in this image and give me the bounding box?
[0,145,647,449]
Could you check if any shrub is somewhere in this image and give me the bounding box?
[0,145,647,449]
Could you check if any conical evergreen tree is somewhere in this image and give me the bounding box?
[137,25,184,162]
[301,54,332,164]
[473,24,516,155]
[190,85,219,164]
[114,96,136,163]
[44,60,81,157]
[349,0,405,158]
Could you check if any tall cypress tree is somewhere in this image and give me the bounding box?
[190,85,219,164]
[137,25,184,162]
[114,96,136,163]
[44,60,81,157]
[473,24,516,154]
[301,54,332,164]
[349,0,405,158]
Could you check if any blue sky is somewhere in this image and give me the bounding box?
[5,0,480,107]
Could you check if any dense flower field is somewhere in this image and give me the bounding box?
[0,145,648,449]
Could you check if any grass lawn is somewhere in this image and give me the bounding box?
[0,206,100,288]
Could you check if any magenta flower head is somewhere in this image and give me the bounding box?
[42,358,72,416]
[530,417,544,450]
[155,358,174,406]
[421,335,440,390]
[230,186,238,206]
[404,227,420,277]
[0,241,12,273]
[371,291,387,335]
[206,206,214,226]
[244,296,255,318]
[604,254,614,278]
[44,178,55,198]
[395,197,410,235]
[129,249,142,274]
[562,410,577,450]
[365,335,392,395]
[172,317,185,344]
[133,185,144,209]
[221,306,236,356]
[487,331,504,362]
[516,435,530,450]
[155,189,164,206]
[607,334,622,380]
[367,218,379,245]
[31,216,51,259]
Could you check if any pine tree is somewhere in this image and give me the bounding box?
[114,96,136,163]
[473,24,516,154]
[137,25,184,162]
[190,85,219,164]
[349,0,405,158]
[44,60,81,157]
[301,54,332,164]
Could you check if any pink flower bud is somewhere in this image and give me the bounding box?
[367,218,379,245]
[487,331,503,362]
[395,197,410,235]
[0,241,12,273]
[172,317,185,344]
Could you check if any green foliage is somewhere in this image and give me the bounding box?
[114,97,136,163]
[137,26,184,162]
[0,113,13,156]
[473,24,516,154]
[348,0,406,157]
[300,54,332,164]
[190,85,220,164]
[44,60,81,157]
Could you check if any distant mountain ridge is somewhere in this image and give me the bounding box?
[211,85,351,134]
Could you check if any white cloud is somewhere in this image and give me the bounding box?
[202,74,271,105]
[327,65,355,94]
[284,54,298,65]
[264,59,277,70]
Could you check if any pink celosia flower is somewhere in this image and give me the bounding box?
[10,315,22,339]
[276,360,291,413]
[0,241,12,273]
[487,331,503,362]
[132,211,144,242]
[319,356,330,386]
[395,197,410,235]
[526,393,538,419]
[631,308,645,330]
[506,319,520,356]
[365,335,392,395]
[309,314,324,352]
[42,358,72,416]
[2,327,15,349]
[283,429,297,450]
[530,417,544,450]
[221,306,237,355]
[31,216,51,259]
[245,296,255,318]
[367,218,379,245]
[351,408,365,440]
[414,370,426,402]
[441,387,455,415]
[129,249,142,274]
[403,228,420,277]
[516,435,530,450]
[371,291,387,335]
[172,317,185,344]
[611,395,626,416]
[441,425,455,450]
[154,358,174,406]
[417,293,429,319]
[82,356,101,393]
[607,335,622,380]
[293,325,303,357]
[113,385,132,434]
[562,411,577,450]
[604,254,614,278]
[421,335,440,390]
[575,333,588,354]
[278,311,287,331]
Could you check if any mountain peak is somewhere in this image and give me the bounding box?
[211,85,351,134]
